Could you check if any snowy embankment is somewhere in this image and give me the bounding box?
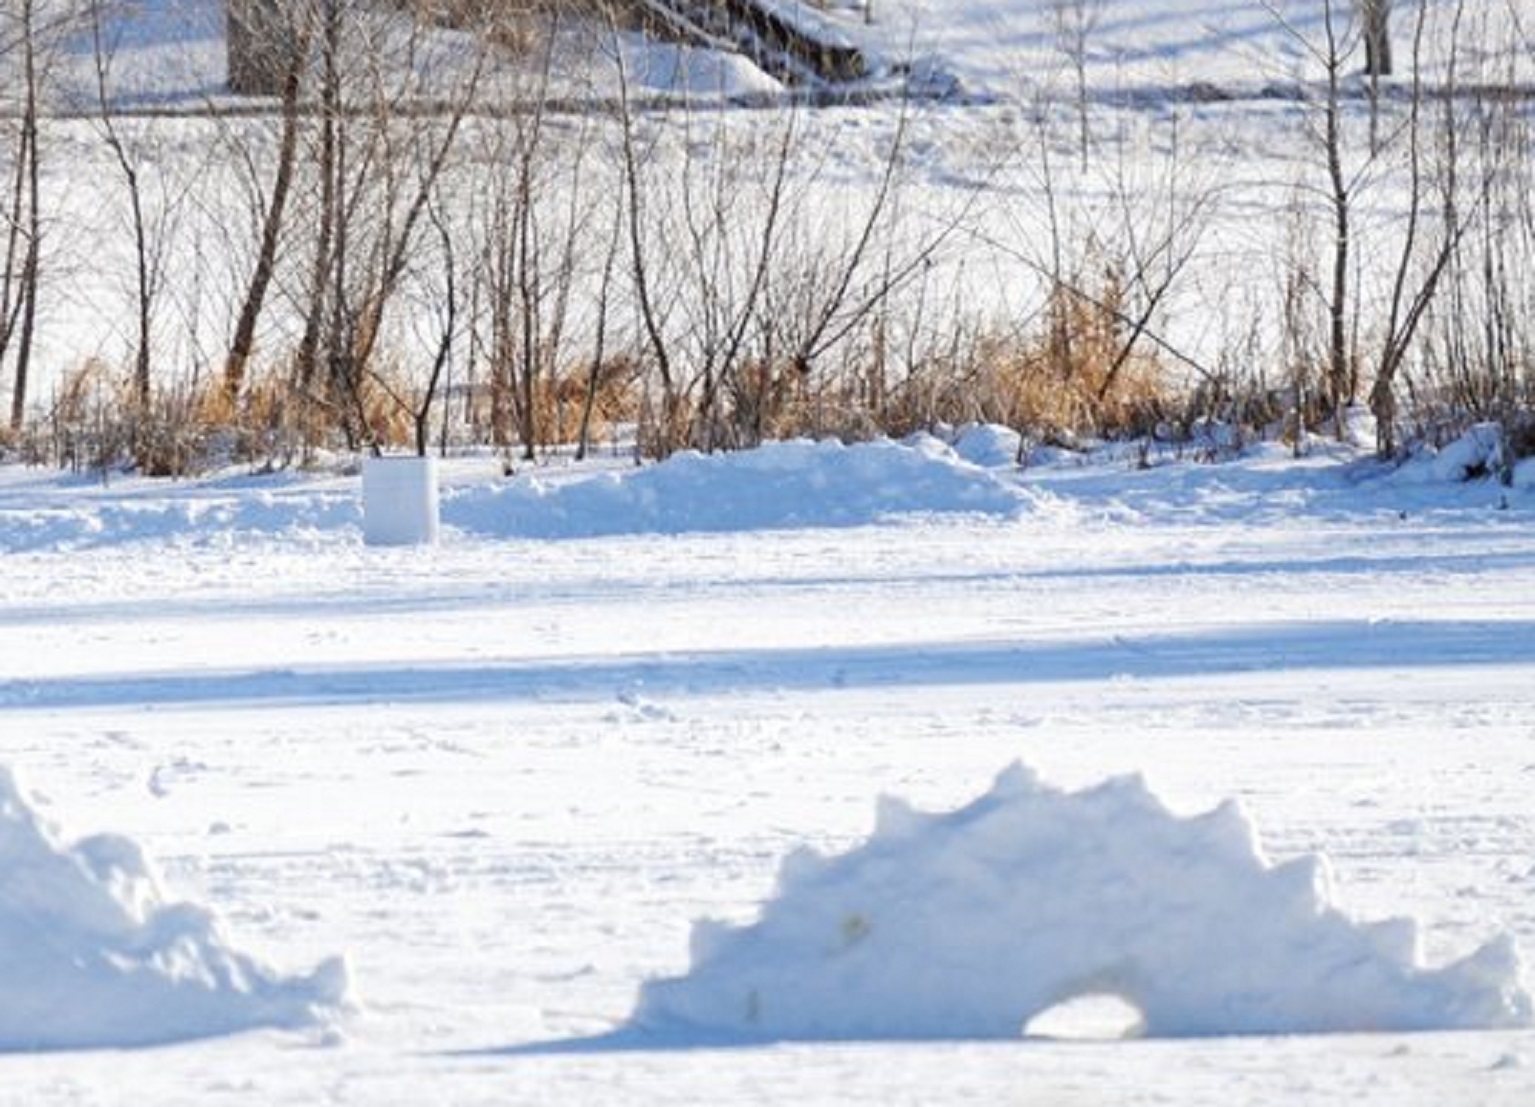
[445,437,1028,539]
[0,767,346,1051]
[0,436,1029,552]
[4,425,1531,554]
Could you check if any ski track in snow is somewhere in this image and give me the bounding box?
[1,440,1534,1101]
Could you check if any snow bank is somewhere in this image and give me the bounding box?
[0,489,359,554]
[446,437,1027,538]
[613,36,784,100]
[5,427,1526,553]
[631,765,1533,1041]
[947,424,1022,469]
[0,767,347,1051]
[1430,423,1507,483]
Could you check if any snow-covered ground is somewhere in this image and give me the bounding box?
[58,0,1535,105]
[5,0,1535,1096]
[2,432,1535,1101]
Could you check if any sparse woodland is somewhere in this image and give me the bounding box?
[0,0,1532,476]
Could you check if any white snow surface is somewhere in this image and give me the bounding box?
[634,763,1532,1040]
[3,432,1535,1102]
[62,0,1535,106]
[0,766,346,1051]
[447,437,1027,539]
[0,437,1025,551]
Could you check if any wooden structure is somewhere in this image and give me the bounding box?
[225,0,869,97]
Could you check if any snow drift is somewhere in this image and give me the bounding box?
[631,764,1533,1040]
[0,437,1025,551]
[0,767,347,1051]
[446,437,1027,538]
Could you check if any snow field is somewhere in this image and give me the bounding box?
[1,436,1534,1100]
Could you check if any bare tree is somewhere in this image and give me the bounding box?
[223,0,317,406]
[971,94,1220,443]
[473,7,598,463]
[611,25,683,455]
[1092,111,1218,411]
[89,0,169,414]
[1361,0,1393,76]
[1,0,45,431]
[754,99,978,444]
[573,190,626,460]
[289,0,489,451]
[1049,0,1103,170]
[1369,0,1483,454]
[1266,0,1366,435]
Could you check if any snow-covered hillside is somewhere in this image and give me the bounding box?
[53,0,1535,105]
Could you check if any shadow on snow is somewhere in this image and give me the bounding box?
[5,619,1535,712]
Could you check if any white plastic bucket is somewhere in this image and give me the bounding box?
[363,456,440,546]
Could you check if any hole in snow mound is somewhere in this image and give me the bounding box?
[624,763,1534,1043]
[1023,994,1146,1041]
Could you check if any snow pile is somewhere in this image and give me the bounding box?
[0,486,358,554]
[612,37,784,100]
[1430,424,1507,483]
[447,437,1027,538]
[631,764,1533,1041]
[0,767,347,1051]
[4,429,1525,554]
[947,424,1023,469]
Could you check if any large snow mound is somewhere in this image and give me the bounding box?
[0,767,347,1051]
[631,764,1533,1041]
[446,437,1027,538]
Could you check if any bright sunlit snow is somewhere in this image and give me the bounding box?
[444,437,1028,539]
[0,767,346,1051]
[6,0,1535,1099]
[3,431,1535,1103]
[631,763,1532,1041]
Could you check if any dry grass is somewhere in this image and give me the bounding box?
[878,279,1174,445]
[534,358,643,448]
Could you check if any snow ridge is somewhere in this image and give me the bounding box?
[446,437,1028,538]
[632,764,1534,1040]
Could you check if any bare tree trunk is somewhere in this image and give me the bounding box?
[91,1,156,413]
[8,0,42,432]
[415,199,455,457]
[575,197,623,461]
[1321,2,1353,433]
[613,33,679,455]
[1370,0,1472,456]
[224,12,313,403]
[295,0,342,445]
[1051,0,1101,170]
[1362,0,1393,77]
